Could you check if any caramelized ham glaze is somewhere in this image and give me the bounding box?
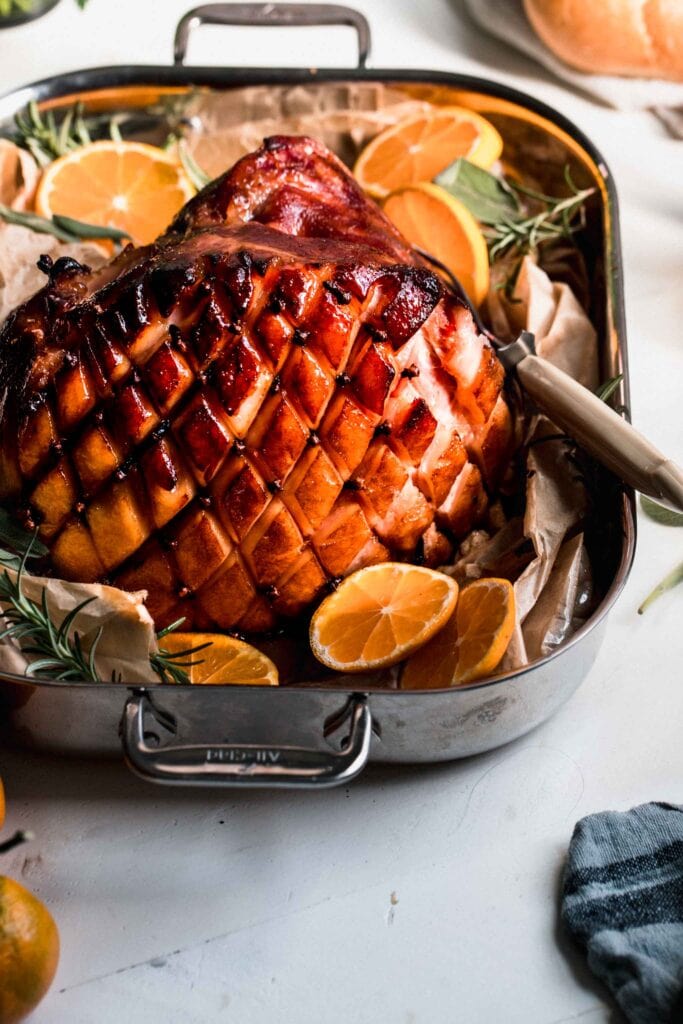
[0,136,513,632]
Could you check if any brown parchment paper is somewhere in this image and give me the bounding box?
[186,83,433,177]
[0,568,157,682]
[445,254,598,670]
[0,142,108,327]
[0,83,602,683]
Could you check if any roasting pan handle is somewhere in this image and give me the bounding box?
[174,3,372,67]
[121,691,372,788]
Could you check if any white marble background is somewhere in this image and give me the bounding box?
[0,1,681,1021]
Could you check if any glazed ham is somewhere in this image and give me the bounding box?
[0,136,513,632]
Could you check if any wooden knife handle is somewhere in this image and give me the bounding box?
[515,351,683,513]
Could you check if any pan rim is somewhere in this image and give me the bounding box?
[0,63,636,696]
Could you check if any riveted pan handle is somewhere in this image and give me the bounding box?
[174,3,371,67]
[121,691,372,788]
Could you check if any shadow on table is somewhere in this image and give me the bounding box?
[553,859,628,1024]
[1,731,627,1024]
[0,738,502,804]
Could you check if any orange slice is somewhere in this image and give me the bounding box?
[354,107,503,199]
[309,563,459,673]
[383,182,490,305]
[35,141,194,246]
[160,633,279,686]
[401,577,515,688]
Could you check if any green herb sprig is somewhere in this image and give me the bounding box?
[594,373,624,404]
[13,98,128,167]
[0,508,48,568]
[0,539,103,681]
[638,560,683,615]
[0,512,211,683]
[637,495,683,613]
[13,93,198,171]
[638,493,683,610]
[150,618,211,685]
[0,0,32,16]
[13,100,94,166]
[176,140,211,192]
[0,0,88,14]
[435,159,595,283]
[639,495,683,528]
[488,174,595,264]
[0,203,131,245]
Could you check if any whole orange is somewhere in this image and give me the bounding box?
[0,876,59,1024]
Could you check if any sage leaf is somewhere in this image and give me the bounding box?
[0,205,131,246]
[52,214,131,243]
[595,374,624,403]
[0,550,22,570]
[638,560,683,614]
[0,203,80,243]
[640,495,683,528]
[0,509,48,558]
[435,158,519,225]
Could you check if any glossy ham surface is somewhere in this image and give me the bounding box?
[0,136,513,632]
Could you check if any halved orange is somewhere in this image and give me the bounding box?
[383,182,490,305]
[160,633,279,686]
[35,141,194,246]
[309,563,459,673]
[401,577,515,688]
[354,107,503,199]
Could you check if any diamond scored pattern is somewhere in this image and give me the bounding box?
[12,247,504,632]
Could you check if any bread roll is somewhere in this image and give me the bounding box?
[523,0,683,81]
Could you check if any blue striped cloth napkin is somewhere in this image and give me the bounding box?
[562,803,683,1024]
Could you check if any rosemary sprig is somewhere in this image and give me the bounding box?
[13,100,91,166]
[176,140,211,191]
[150,617,212,685]
[13,98,121,166]
[486,175,595,264]
[436,158,595,277]
[0,538,102,681]
[0,514,213,683]
[0,203,131,245]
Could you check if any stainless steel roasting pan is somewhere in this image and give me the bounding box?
[0,4,636,787]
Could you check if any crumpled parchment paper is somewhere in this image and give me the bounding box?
[0,567,157,682]
[0,94,601,683]
[0,141,108,326]
[447,254,598,670]
[186,83,433,177]
[487,255,598,389]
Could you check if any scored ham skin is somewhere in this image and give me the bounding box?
[0,136,513,633]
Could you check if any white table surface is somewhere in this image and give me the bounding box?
[0,2,682,1022]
